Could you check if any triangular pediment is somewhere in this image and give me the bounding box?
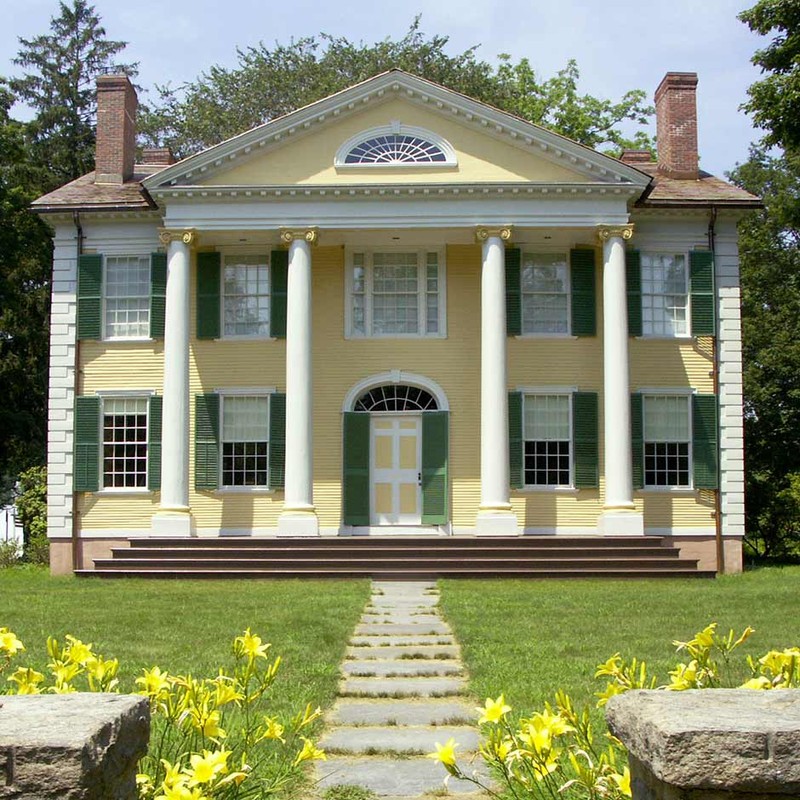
[144,71,651,193]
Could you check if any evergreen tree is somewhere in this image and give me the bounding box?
[4,0,137,188]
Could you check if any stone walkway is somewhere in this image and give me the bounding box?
[312,580,488,798]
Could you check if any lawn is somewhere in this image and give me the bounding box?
[0,569,370,721]
[439,566,800,718]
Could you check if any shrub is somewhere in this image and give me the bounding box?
[0,627,327,798]
[428,623,800,799]
[15,466,48,565]
[0,540,20,568]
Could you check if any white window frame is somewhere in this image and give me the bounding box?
[519,250,572,337]
[521,390,574,490]
[640,389,694,491]
[220,252,274,340]
[344,247,447,339]
[334,122,457,170]
[640,251,691,339]
[216,389,275,492]
[102,254,152,342]
[95,390,154,494]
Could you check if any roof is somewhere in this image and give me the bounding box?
[633,163,761,208]
[32,167,160,213]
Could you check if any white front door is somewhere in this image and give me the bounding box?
[370,415,422,525]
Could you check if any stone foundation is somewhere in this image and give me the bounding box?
[663,535,743,573]
[49,537,131,575]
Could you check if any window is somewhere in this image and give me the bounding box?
[345,134,447,164]
[221,395,269,487]
[355,385,439,412]
[104,255,150,339]
[641,253,689,336]
[643,394,691,487]
[523,394,571,486]
[102,397,148,488]
[521,252,569,334]
[348,249,444,337]
[223,255,270,337]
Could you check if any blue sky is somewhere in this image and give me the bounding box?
[0,0,766,177]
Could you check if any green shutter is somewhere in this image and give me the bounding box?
[690,250,715,336]
[194,393,220,490]
[268,393,286,490]
[148,395,163,491]
[626,249,642,337]
[693,394,719,489]
[421,411,449,524]
[573,392,599,488]
[631,394,644,490]
[77,254,103,340]
[508,391,523,489]
[74,396,100,492]
[196,252,221,339]
[270,250,288,339]
[150,252,167,339]
[570,249,596,336]
[505,247,521,336]
[343,412,370,526]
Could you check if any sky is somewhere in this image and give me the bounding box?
[0,0,768,178]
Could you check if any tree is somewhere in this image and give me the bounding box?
[4,0,137,188]
[139,21,653,158]
[739,0,800,153]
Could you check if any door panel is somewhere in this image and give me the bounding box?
[370,415,421,525]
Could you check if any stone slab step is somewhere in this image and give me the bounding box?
[329,698,476,726]
[342,660,463,677]
[372,581,437,591]
[346,645,459,660]
[340,676,467,697]
[350,635,455,647]
[319,725,480,754]
[361,613,441,624]
[355,622,451,635]
[368,596,439,607]
[314,756,486,794]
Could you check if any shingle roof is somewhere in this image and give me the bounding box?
[633,162,761,208]
[31,167,161,212]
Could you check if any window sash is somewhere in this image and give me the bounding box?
[104,256,150,339]
[643,394,691,487]
[222,255,270,337]
[521,253,569,334]
[221,395,269,487]
[523,394,572,487]
[349,250,442,337]
[102,397,148,488]
[641,254,689,336]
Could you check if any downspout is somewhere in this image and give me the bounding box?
[708,206,724,574]
[71,211,83,572]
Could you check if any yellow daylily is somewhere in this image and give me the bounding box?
[426,737,459,771]
[64,635,94,665]
[611,767,632,797]
[477,694,512,725]
[7,666,45,694]
[137,666,172,698]
[234,628,270,660]
[293,737,326,766]
[187,749,230,785]
[740,675,772,690]
[0,628,24,655]
[259,716,285,742]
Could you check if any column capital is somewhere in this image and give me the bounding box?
[280,227,319,246]
[596,224,635,244]
[475,226,513,244]
[158,228,197,247]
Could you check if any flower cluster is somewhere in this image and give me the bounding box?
[0,626,326,800]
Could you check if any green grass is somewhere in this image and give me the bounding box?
[0,568,369,719]
[439,566,800,717]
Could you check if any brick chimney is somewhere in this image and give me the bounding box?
[95,74,137,184]
[141,147,176,166]
[655,72,699,180]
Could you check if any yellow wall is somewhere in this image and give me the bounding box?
[78,243,715,533]
[202,99,587,186]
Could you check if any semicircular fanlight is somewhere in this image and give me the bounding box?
[344,134,448,165]
[354,384,439,412]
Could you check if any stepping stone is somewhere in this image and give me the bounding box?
[361,613,441,624]
[349,634,455,647]
[368,596,439,607]
[372,581,437,591]
[315,756,488,794]
[355,622,451,635]
[319,725,480,754]
[342,660,463,677]
[329,698,476,726]
[346,644,459,660]
[340,676,467,697]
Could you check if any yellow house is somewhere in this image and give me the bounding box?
[34,70,759,576]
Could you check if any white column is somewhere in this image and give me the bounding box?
[277,228,319,536]
[597,224,643,536]
[475,227,518,536]
[152,229,195,537]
